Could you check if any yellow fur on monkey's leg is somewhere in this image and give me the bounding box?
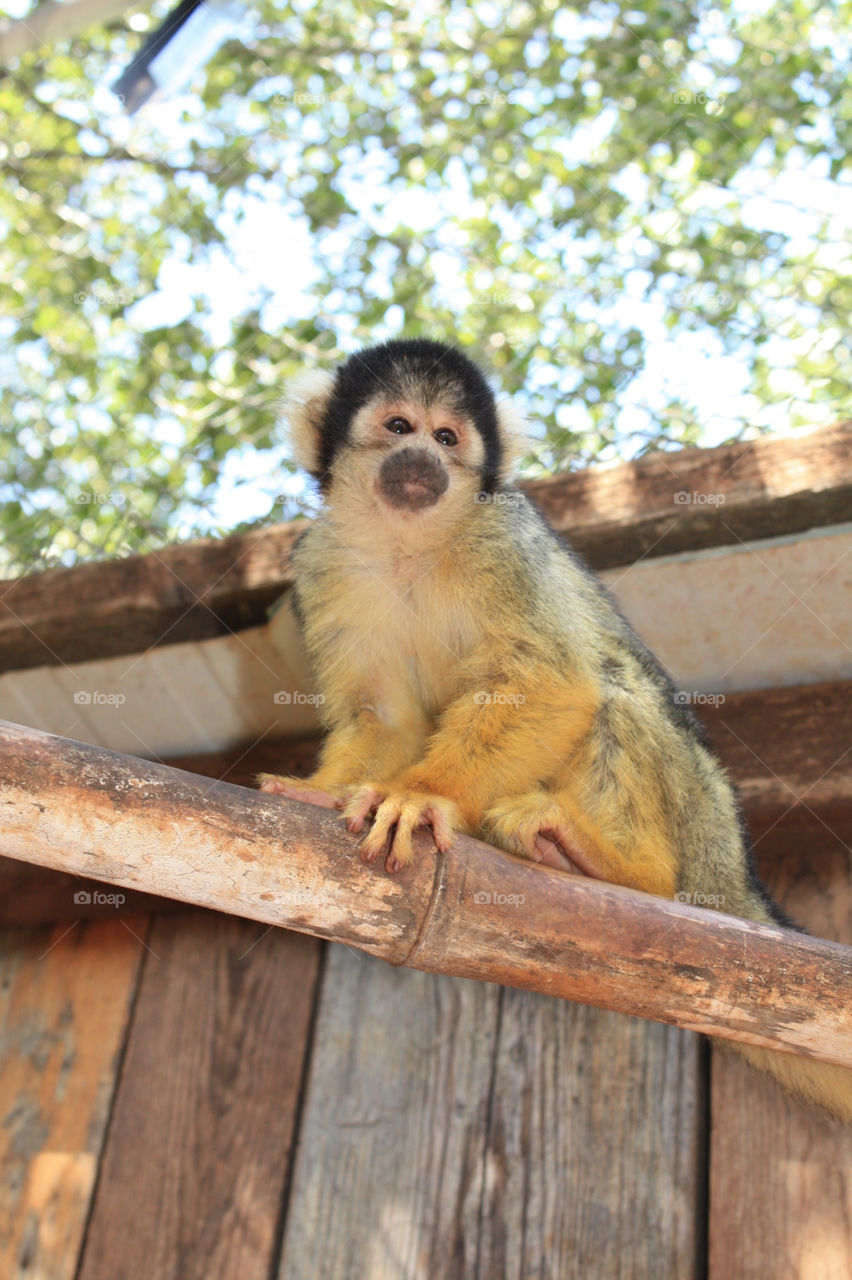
[483,788,679,898]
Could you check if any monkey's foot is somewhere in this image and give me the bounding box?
[343,786,462,874]
[256,773,343,810]
[483,793,603,877]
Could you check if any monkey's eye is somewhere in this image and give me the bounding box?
[434,428,458,447]
[384,416,413,434]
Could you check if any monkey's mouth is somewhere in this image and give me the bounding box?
[377,447,449,511]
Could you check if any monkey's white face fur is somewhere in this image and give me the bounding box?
[282,369,527,559]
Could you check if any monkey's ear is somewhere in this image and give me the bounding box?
[279,369,336,477]
[495,397,532,483]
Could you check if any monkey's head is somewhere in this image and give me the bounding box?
[282,339,525,539]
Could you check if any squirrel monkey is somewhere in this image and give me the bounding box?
[260,337,852,1124]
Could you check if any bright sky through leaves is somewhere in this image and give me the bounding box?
[1,0,850,574]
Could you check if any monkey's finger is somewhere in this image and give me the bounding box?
[385,804,420,873]
[360,801,401,862]
[343,786,384,834]
[423,804,456,854]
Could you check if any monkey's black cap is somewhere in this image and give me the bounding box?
[320,338,504,492]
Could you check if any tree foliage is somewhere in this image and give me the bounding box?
[1,0,851,574]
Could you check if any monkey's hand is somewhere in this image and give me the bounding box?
[257,774,343,810]
[343,784,463,873]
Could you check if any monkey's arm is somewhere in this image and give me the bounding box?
[259,700,430,806]
[346,661,602,870]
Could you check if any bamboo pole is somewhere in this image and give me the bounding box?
[1,719,851,1066]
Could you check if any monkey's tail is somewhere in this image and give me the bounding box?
[726,1041,852,1123]
[725,885,852,1125]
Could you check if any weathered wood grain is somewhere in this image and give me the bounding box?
[2,422,848,672]
[278,946,703,1280]
[278,946,501,1280]
[0,918,145,1279]
[709,838,852,1280]
[477,993,703,1280]
[78,912,321,1280]
[710,1047,852,1280]
[1,719,852,1066]
[0,736,321,926]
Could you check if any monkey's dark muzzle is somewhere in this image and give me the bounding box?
[377,447,449,510]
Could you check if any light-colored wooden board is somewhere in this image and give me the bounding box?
[0,624,322,759]
[478,994,703,1280]
[278,944,704,1280]
[0,918,146,1280]
[278,944,502,1280]
[602,525,852,692]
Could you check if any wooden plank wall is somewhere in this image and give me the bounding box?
[278,950,704,1280]
[0,914,322,1280]
[1,687,851,1278]
[0,922,706,1279]
[707,681,852,1277]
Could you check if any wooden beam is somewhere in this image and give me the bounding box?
[0,522,303,673]
[0,737,323,925]
[1,720,852,1068]
[703,679,852,863]
[2,422,849,673]
[527,419,852,569]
